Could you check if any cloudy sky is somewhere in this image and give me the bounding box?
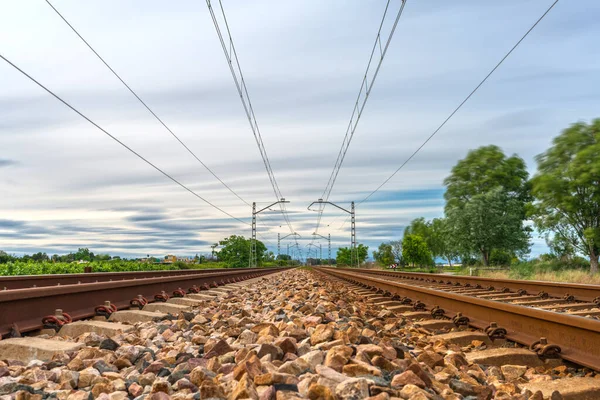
[1,0,599,259]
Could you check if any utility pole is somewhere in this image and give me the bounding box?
[312,232,331,265]
[328,234,331,265]
[351,201,356,268]
[250,199,289,267]
[250,202,256,267]
[277,232,300,265]
[319,243,322,264]
[308,199,355,267]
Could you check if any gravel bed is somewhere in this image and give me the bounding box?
[0,270,593,400]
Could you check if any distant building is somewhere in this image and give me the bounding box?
[164,255,177,263]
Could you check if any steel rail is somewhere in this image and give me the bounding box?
[341,268,600,303]
[0,267,272,290]
[0,268,286,337]
[318,267,600,371]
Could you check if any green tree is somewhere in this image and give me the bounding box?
[31,252,49,262]
[545,234,576,262]
[447,188,531,265]
[336,244,369,266]
[217,235,267,267]
[389,240,403,265]
[405,218,458,266]
[402,235,432,267]
[444,146,531,265]
[74,248,94,262]
[404,218,430,240]
[373,243,395,266]
[0,250,15,264]
[444,145,530,209]
[530,119,600,273]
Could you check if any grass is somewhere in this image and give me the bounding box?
[478,269,600,284]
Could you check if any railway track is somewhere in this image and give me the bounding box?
[318,267,600,372]
[0,267,270,290]
[347,267,600,304]
[0,267,286,337]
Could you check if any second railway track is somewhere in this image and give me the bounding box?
[318,267,600,372]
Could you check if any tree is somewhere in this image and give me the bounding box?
[373,243,395,266]
[31,252,49,262]
[405,218,458,266]
[217,235,267,268]
[0,251,15,264]
[444,145,530,209]
[545,234,576,262]
[389,240,403,264]
[447,188,531,265]
[336,244,369,266]
[74,248,94,262]
[530,119,600,273]
[265,251,275,262]
[402,235,432,267]
[430,218,460,266]
[404,218,430,239]
[444,146,531,265]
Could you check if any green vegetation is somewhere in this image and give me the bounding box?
[0,258,201,276]
[445,145,531,265]
[529,119,600,273]
[372,243,395,266]
[0,233,291,276]
[216,235,267,268]
[372,118,600,275]
[402,234,432,267]
[336,244,369,266]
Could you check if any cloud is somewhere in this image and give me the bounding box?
[2,0,599,257]
[0,159,18,168]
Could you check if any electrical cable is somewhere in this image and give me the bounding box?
[0,53,249,225]
[333,0,560,230]
[311,0,407,241]
[358,0,559,206]
[45,0,253,209]
[205,0,295,234]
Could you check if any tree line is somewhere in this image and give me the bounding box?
[374,119,600,273]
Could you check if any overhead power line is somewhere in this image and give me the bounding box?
[333,0,560,230]
[44,0,251,209]
[46,0,284,241]
[312,0,407,239]
[205,0,295,234]
[0,54,249,226]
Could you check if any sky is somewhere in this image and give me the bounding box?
[1,0,599,259]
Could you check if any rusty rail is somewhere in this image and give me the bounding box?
[318,267,600,371]
[339,267,600,303]
[0,267,273,290]
[0,267,286,337]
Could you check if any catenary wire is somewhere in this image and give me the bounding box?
[0,53,249,226]
[332,0,560,230]
[312,0,407,241]
[45,0,285,235]
[45,0,252,209]
[205,0,295,234]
